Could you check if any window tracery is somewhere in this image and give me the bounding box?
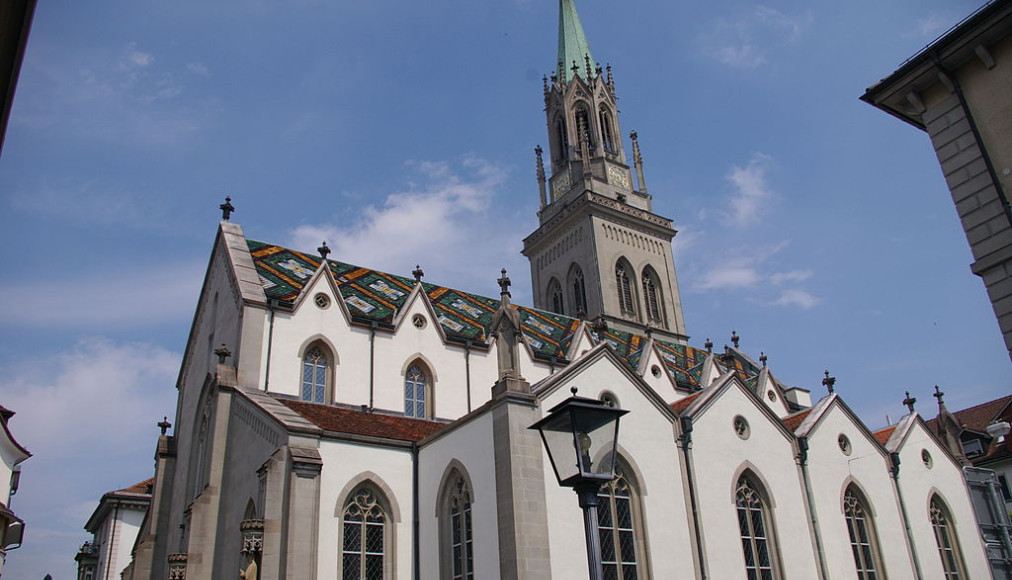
[341,488,387,580]
[301,345,330,404]
[735,474,780,580]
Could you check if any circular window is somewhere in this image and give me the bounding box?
[651,365,662,378]
[767,390,777,402]
[838,434,852,456]
[921,449,933,468]
[313,293,330,309]
[412,314,426,329]
[733,416,750,440]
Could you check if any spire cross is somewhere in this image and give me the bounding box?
[157,416,172,436]
[759,352,767,367]
[704,338,713,353]
[933,385,946,406]
[317,241,330,260]
[412,265,424,283]
[730,330,740,348]
[497,268,512,298]
[822,370,836,394]
[903,391,917,413]
[219,196,235,221]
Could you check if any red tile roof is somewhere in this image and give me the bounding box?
[281,400,446,443]
[874,425,897,446]
[782,408,813,432]
[924,395,1012,465]
[670,392,703,415]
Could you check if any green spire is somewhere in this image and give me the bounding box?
[556,0,595,83]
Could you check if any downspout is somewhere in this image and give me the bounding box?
[678,416,708,580]
[797,437,829,580]
[889,452,924,580]
[369,322,377,410]
[411,442,420,580]
[104,503,120,580]
[264,299,277,392]
[464,340,472,413]
[931,54,1012,229]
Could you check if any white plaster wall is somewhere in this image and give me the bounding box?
[690,385,820,579]
[538,356,694,580]
[803,404,914,579]
[896,422,992,579]
[316,440,415,579]
[0,438,16,504]
[417,413,497,579]
[112,507,146,578]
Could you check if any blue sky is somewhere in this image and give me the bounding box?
[1,0,1007,577]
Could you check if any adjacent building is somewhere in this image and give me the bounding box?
[0,406,29,577]
[76,479,153,580]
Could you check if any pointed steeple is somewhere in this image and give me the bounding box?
[557,0,595,82]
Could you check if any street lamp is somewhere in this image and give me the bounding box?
[530,387,628,580]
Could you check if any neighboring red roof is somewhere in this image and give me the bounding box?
[670,392,703,415]
[116,478,154,496]
[924,395,1012,465]
[782,408,813,432]
[281,400,446,443]
[874,425,897,446]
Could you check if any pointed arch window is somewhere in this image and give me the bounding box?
[598,467,644,579]
[616,261,636,318]
[548,278,564,315]
[930,495,967,579]
[641,268,663,325]
[442,475,474,580]
[844,486,882,580]
[599,107,615,153]
[301,344,331,404]
[404,363,431,419]
[341,487,387,580]
[555,116,569,160]
[570,265,587,318]
[735,474,780,580]
[575,104,594,150]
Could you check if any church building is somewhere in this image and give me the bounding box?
[121,2,994,579]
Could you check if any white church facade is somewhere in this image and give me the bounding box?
[119,2,995,579]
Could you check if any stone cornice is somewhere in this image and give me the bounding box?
[524,191,674,252]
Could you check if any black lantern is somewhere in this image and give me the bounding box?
[530,388,628,580]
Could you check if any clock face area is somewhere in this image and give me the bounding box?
[607,165,629,189]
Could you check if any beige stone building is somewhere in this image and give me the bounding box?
[861,0,1012,360]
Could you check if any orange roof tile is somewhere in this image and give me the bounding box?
[281,400,446,443]
[924,395,1012,464]
[114,478,153,496]
[782,408,813,432]
[874,425,897,446]
[670,392,702,415]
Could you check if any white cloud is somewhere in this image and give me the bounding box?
[914,13,947,38]
[0,260,203,328]
[0,339,180,579]
[724,153,775,227]
[186,62,211,77]
[123,43,154,69]
[700,6,811,69]
[772,288,820,309]
[770,269,812,285]
[696,261,761,290]
[290,157,530,294]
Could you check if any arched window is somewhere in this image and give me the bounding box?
[599,107,615,153]
[616,261,637,318]
[930,495,967,579]
[598,466,644,579]
[641,267,663,325]
[554,116,569,160]
[302,344,332,404]
[843,486,882,579]
[442,474,474,580]
[735,474,780,580]
[341,487,387,580]
[570,265,587,318]
[575,104,593,149]
[404,363,431,419]
[548,278,564,315]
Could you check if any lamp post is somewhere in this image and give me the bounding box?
[530,388,628,580]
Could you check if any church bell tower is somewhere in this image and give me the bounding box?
[522,0,688,342]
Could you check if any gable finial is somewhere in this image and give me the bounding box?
[214,343,232,365]
[704,338,713,353]
[497,268,512,299]
[730,330,740,348]
[933,385,947,409]
[317,241,330,261]
[584,53,593,79]
[412,265,425,283]
[157,416,172,436]
[536,145,547,209]
[630,130,648,194]
[822,370,836,394]
[219,196,235,221]
[759,352,767,367]
[903,391,917,413]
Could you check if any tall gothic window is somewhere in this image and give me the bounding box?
[844,486,881,580]
[571,265,587,318]
[341,487,387,580]
[575,104,593,149]
[444,475,474,580]
[930,495,967,579]
[599,107,615,153]
[555,116,569,160]
[404,363,429,419]
[548,279,564,315]
[598,468,642,579]
[616,261,636,318]
[641,268,663,325]
[735,474,780,580]
[301,344,331,404]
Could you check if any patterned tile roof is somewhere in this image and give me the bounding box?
[245,240,774,392]
[280,400,446,442]
[718,349,762,392]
